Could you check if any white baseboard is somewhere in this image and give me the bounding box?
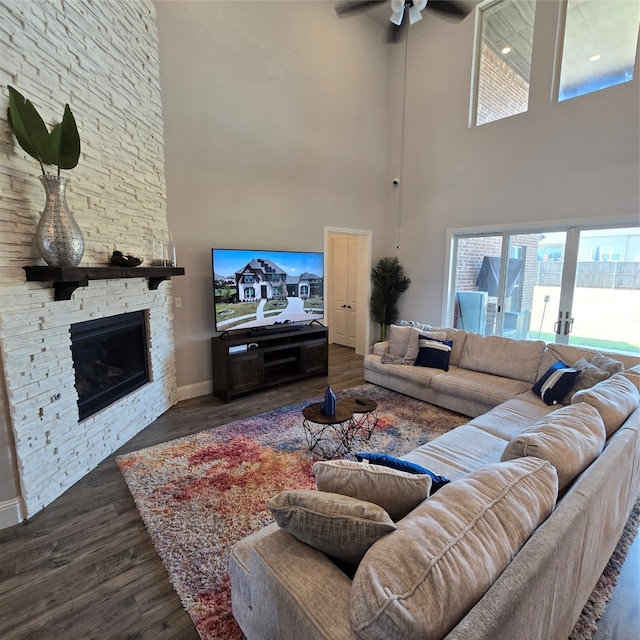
[0,497,25,531]
[176,379,213,402]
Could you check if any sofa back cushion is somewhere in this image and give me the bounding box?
[349,458,558,640]
[500,403,606,491]
[459,333,545,383]
[571,373,640,437]
[623,364,640,391]
[537,344,634,380]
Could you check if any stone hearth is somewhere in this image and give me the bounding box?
[0,277,176,518]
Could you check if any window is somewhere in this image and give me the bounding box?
[448,225,640,355]
[471,0,537,126]
[557,0,640,102]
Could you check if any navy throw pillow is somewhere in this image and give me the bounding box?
[532,360,580,406]
[414,336,453,371]
[355,452,451,493]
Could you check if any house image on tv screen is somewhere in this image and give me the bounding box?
[236,259,323,302]
[236,258,288,301]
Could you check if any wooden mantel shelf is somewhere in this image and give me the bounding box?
[24,265,186,301]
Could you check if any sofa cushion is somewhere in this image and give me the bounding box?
[468,396,557,441]
[500,403,606,491]
[623,364,640,391]
[404,329,448,364]
[567,357,610,396]
[459,333,545,383]
[430,367,531,408]
[354,452,450,492]
[388,325,413,358]
[313,460,432,522]
[571,373,640,437]
[384,326,448,364]
[414,337,453,370]
[430,327,468,367]
[402,424,511,481]
[364,354,442,389]
[532,360,580,406]
[349,458,558,640]
[537,344,626,380]
[266,489,396,564]
[591,352,625,375]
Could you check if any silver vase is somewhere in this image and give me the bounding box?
[36,174,84,267]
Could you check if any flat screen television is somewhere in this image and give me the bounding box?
[212,248,324,333]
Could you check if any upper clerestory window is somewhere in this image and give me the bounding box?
[556,0,640,102]
[471,0,537,127]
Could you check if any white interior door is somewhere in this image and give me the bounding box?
[331,235,349,346]
[330,234,359,349]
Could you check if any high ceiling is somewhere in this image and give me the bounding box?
[363,0,640,91]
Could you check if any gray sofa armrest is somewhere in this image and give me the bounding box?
[248,528,357,640]
[372,341,390,356]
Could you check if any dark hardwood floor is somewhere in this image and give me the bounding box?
[0,344,636,640]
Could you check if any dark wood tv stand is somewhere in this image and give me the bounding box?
[211,325,328,402]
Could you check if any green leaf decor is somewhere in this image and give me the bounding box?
[7,86,80,175]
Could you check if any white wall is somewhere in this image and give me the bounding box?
[386,0,640,326]
[156,0,390,394]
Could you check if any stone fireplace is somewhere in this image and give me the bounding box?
[0,278,177,519]
[0,0,172,527]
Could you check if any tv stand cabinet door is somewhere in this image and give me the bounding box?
[228,352,261,396]
[301,338,328,375]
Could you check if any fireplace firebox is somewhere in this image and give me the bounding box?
[71,311,150,421]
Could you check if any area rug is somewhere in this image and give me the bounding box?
[117,384,639,640]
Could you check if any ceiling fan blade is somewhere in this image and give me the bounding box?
[335,0,387,19]
[424,0,473,21]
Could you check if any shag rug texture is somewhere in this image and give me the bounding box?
[117,384,640,640]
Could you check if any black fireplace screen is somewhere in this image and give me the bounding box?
[71,311,150,421]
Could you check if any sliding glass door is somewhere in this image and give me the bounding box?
[566,227,640,353]
[449,225,640,355]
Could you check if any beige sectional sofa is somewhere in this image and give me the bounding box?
[229,326,640,640]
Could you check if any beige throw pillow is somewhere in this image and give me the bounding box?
[266,489,396,564]
[313,460,431,521]
[350,458,558,640]
[388,325,413,358]
[567,357,610,396]
[500,403,606,491]
[571,373,640,437]
[591,352,625,375]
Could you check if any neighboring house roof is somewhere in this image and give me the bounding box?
[298,272,321,280]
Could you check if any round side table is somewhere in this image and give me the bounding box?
[302,401,356,459]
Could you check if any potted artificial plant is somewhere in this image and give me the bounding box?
[7,85,83,267]
[370,256,411,341]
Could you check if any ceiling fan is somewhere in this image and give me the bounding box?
[335,0,472,42]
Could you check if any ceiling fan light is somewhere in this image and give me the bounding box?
[408,5,423,23]
[390,0,405,24]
